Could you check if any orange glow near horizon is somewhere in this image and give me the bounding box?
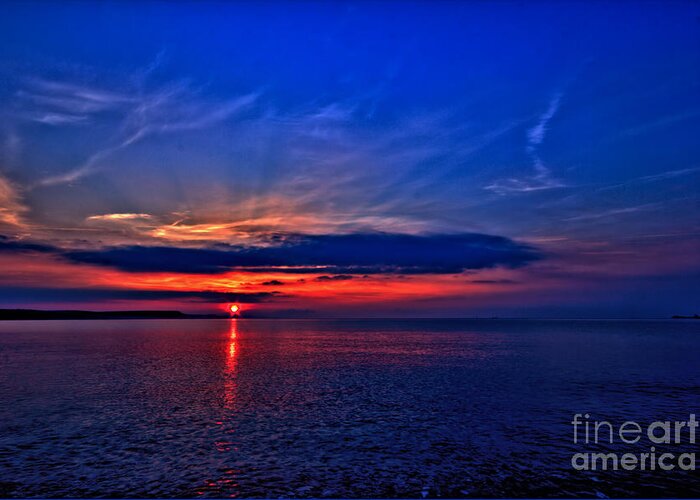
[0,248,548,315]
[0,250,536,313]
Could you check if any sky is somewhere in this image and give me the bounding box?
[0,1,698,318]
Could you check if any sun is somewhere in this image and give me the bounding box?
[229,304,240,315]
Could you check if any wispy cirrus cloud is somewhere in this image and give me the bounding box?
[527,92,562,148]
[19,78,134,114]
[618,109,700,138]
[563,203,661,222]
[485,91,567,195]
[23,72,260,188]
[597,166,700,193]
[538,164,700,220]
[30,113,90,126]
[485,158,566,195]
[15,78,134,127]
[248,101,525,235]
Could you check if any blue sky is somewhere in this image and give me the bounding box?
[0,2,698,317]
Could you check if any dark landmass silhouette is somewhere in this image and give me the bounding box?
[671,314,700,319]
[0,309,227,320]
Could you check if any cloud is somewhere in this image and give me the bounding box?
[0,175,29,228]
[597,166,700,193]
[60,232,541,274]
[0,235,54,253]
[28,72,259,188]
[75,197,447,245]
[86,213,153,222]
[563,203,660,222]
[1,232,540,275]
[0,286,279,304]
[18,78,134,116]
[216,97,529,238]
[10,60,532,240]
[315,275,354,281]
[527,92,562,148]
[469,279,518,284]
[637,166,700,182]
[547,166,700,217]
[484,159,566,194]
[31,113,90,125]
[15,78,132,129]
[618,109,700,138]
[261,280,285,286]
[485,91,566,195]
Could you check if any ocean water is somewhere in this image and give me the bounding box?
[0,319,698,498]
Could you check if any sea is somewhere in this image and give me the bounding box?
[0,319,698,498]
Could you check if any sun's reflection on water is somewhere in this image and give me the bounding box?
[201,319,241,497]
[224,318,238,412]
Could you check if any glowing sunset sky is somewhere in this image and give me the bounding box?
[0,2,698,317]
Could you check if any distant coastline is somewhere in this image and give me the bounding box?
[0,309,227,321]
[671,314,700,319]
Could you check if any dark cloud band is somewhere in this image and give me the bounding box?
[1,232,541,275]
[0,286,278,304]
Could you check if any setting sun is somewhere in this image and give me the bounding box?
[229,304,240,314]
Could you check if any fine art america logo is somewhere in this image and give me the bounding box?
[571,414,697,471]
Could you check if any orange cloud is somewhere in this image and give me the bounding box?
[86,213,153,221]
[0,175,28,229]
